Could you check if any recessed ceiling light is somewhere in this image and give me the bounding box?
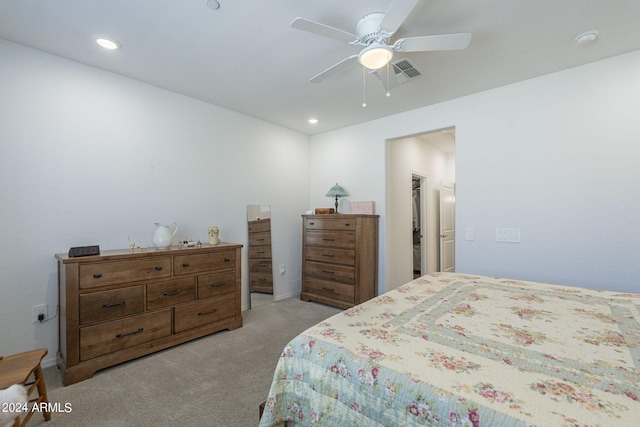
[205,0,220,10]
[575,30,598,46]
[308,118,319,124]
[95,37,121,50]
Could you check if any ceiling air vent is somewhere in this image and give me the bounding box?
[391,58,422,83]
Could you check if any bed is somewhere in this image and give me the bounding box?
[259,272,640,426]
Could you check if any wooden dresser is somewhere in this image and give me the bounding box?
[56,242,242,385]
[301,214,379,309]
[248,218,273,294]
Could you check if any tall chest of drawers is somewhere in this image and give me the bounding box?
[301,214,379,309]
[56,243,242,385]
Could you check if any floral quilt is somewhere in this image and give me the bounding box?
[259,273,640,426]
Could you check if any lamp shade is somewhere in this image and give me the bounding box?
[325,183,348,198]
[358,43,393,70]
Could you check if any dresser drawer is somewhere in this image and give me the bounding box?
[197,271,236,299]
[305,261,355,284]
[305,231,355,249]
[248,219,270,233]
[304,277,354,303]
[249,272,273,287]
[250,259,272,273]
[79,309,172,361]
[305,247,355,266]
[174,250,236,275]
[249,231,271,247]
[174,292,236,333]
[249,245,272,259]
[147,278,196,310]
[305,217,356,231]
[79,257,171,289]
[79,286,145,325]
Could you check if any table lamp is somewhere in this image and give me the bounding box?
[325,183,348,213]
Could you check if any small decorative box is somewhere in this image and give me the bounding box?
[314,208,335,214]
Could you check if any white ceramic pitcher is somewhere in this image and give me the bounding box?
[152,221,177,249]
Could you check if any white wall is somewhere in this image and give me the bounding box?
[0,40,310,365]
[310,49,640,295]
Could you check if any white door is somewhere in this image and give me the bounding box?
[439,181,455,272]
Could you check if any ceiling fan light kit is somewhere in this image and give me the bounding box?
[358,43,394,69]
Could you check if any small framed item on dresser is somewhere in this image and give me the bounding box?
[68,245,100,257]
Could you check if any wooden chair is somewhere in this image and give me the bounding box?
[0,349,51,426]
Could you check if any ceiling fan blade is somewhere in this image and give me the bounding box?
[393,33,472,52]
[309,55,358,83]
[291,17,357,43]
[379,0,419,35]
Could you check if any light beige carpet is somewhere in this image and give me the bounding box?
[29,298,341,427]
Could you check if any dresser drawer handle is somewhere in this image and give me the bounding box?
[344,223,351,227]
[103,300,125,308]
[309,222,315,225]
[93,273,102,279]
[257,251,265,254]
[224,258,231,262]
[182,263,190,267]
[163,290,181,296]
[322,270,335,275]
[155,266,163,271]
[322,238,335,241]
[209,282,225,287]
[322,286,334,292]
[256,238,265,241]
[259,264,267,267]
[198,308,217,316]
[322,253,334,258]
[116,327,143,338]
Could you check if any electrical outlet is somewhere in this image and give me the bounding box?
[32,304,47,323]
[279,264,286,275]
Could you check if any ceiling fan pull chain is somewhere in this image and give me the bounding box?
[362,66,367,108]
[386,61,391,97]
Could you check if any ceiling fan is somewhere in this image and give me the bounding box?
[291,0,472,91]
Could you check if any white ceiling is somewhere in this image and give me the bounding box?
[1,0,639,135]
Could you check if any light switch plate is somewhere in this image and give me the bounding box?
[465,227,474,241]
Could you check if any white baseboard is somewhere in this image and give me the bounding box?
[274,290,300,301]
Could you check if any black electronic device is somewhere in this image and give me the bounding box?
[68,245,100,258]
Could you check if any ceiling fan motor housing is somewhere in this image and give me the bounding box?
[356,12,389,45]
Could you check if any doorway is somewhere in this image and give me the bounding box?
[386,127,456,290]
